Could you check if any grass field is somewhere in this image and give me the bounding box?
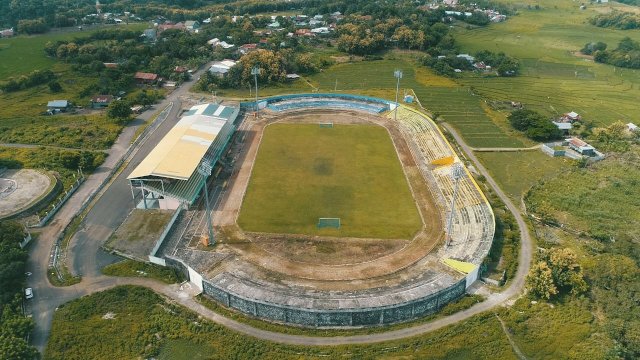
[475,151,570,202]
[238,123,422,239]
[45,285,519,360]
[0,24,146,79]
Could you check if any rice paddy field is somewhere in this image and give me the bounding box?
[454,0,640,125]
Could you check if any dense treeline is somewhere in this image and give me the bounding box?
[43,28,210,96]
[422,50,519,77]
[0,70,56,93]
[0,221,39,360]
[590,10,640,30]
[508,109,562,141]
[586,37,640,69]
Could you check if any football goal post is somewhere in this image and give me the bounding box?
[317,217,341,229]
[318,122,334,128]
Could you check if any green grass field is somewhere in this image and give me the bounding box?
[238,123,422,239]
[476,151,570,202]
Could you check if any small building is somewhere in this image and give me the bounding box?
[457,54,475,62]
[286,73,301,81]
[185,20,200,32]
[91,95,114,108]
[295,29,314,37]
[267,21,281,29]
[311,27,330,35]
[627,123,638,132]
[209,59,236,77]
[157,22,185,33]
[552,121,573,134]
[104,62,118,69]
[47,100,69,112]
[174,66,188,73]
[568,137,595,156]
[0,28,14,38]
[563,111,581,122]
[134,72,159,85]
[238,43,257,55]
[142,28,157,41]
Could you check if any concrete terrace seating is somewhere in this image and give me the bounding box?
[390,106,494,266]
[390,108,451,161]
[267,98,387,114]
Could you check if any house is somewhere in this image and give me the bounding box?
[311,27,330,35]
[185,20,200,32]
[568,137,595,156]
[295,29,314,37]
[209,60,236,77]
[309,19,325,28]
[238,43,257,55]
[104,62,118,69]
[473,62,487,70]
[157,22,185,33]
[457,54,475,62]
[562,111,581,122]
[286,73,301,81]
[267,21,281,29]
[142,28,157,41]
[0,28,14,38]
[174,66,188,73]
[258,38,270,48]
[627,123,638,132]
[134,72,159,85]
[91,95,114,108]
[47,100,69,112]
[552,121,573,134]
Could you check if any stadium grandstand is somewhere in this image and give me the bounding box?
[127,103,239,209]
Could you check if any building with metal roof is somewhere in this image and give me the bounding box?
[127,103,239,208]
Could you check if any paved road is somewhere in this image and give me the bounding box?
[26,63,213,352]
[473,145,541,152]
[26,87,533,353]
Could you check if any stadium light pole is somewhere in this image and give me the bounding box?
[394,69,403,121]
[251,66,261,117]
[445,163,464,248]
[198,162,215,246]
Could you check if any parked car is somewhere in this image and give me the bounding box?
[25,287,33,299]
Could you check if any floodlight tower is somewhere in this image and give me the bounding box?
[445,163,464,247]
[198,161,215,246]
[394,69,403,121]
[251,66,260,117]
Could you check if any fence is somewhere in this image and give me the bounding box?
[33,176,83,227]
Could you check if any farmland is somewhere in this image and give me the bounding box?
[238,123,422,239]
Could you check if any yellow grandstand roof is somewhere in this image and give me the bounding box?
[442,258,477,274]
[128,114,228,181]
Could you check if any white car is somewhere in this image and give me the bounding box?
[25,288,33,299]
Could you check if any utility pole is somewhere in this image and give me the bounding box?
[446,163,463,247]
[394,69,403,121]
[251,66,260,117]
[198,162,215,246]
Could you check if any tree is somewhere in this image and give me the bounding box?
[107,100,132,123]
[48,80,62,93]
[526,261,558,300]
[508,109,562,141]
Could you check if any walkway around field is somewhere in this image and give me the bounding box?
[472,145,541,152]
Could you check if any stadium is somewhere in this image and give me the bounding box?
[126,94,495,327]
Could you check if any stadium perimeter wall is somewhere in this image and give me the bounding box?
[160,94,493,327]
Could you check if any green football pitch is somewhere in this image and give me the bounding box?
[237,123,422,239]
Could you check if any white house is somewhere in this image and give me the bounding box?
[209,60,236,76]
[627,123,638,132]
